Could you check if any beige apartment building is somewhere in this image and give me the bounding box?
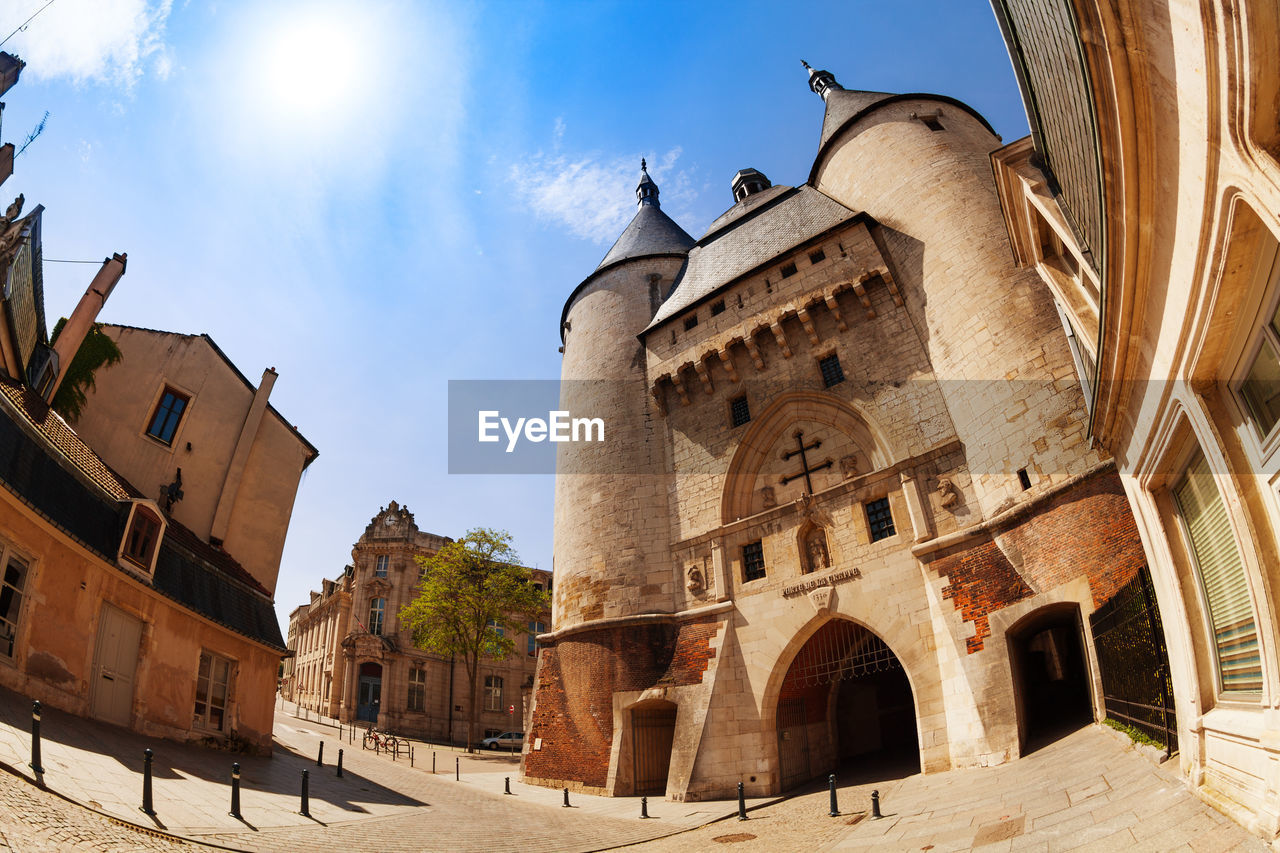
[288,502,550,743]
[991,0,1280,840]
[0,51,316,753]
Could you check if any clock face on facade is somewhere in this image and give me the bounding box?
[385,515,396,527]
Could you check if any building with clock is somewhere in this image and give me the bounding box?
[288,502,550,743]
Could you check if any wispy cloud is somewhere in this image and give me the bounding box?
[5,0,173,86]
[512,129,695,244]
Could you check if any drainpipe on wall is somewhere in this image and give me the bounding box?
[46,252,127,402]
[448,654,455,745]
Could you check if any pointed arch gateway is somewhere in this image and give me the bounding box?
[721,391,896,524]
[772,618,920,791]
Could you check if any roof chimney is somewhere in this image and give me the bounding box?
[46,252,127,401]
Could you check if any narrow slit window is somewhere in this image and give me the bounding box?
[742,540,766,582]
[684,315,699,331]
[809,248,826,264]
[710,299,726,317]
[780,262,797,278]
[920,115,944,131]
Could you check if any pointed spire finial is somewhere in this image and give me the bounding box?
[803,61,843,102]
[636,157,659,208]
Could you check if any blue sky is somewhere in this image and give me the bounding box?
[4,0,1029,634]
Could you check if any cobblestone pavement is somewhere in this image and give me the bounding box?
[0,764,217,852]
[0,684,1269,853]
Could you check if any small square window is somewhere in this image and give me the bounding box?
[819,354,845,388]
[684,315,699,331]
[1017,468,1032,490]
[809,249,826,264]
[375,554,389,578]
[147,387,189,445]
[866,498,896,542]
[742,540,766,582]
[780,262,797,278]
[920,115,944,131]
[710,299,726,317]
[730,395,751,428]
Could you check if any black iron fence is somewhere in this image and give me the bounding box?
[1089,565,1176,757]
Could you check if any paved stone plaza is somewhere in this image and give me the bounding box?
[0,686,1266,851]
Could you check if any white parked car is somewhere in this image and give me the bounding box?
[482,731,525,751]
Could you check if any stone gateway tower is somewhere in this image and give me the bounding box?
[523,66,1150,800]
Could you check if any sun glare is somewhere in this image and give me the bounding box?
[263,14,364,118]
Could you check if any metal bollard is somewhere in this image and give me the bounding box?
[828,774,839,817]
[300,769,311,817]
[432,751,436,774]
[641,796,650,819]
[336,748,344,778]
[737,781,747,821]
[141,749,156,816]
[317,741,324,767]
[871,789,882,819]
[562,787,570,808]
[229,762,242,819]
[456,756,459,781]
[392,740,397,762]
[29,700,43,776]
[504,776,512,795]
[410,746,414,768]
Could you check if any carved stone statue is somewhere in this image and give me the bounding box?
[839,455,859,479]
[760,486,776,509]
[937,477,960,509]
[686,566,705,595]
[804,527,831,573]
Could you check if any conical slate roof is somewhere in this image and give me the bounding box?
[595,161,695,270]
[596,202,695,270]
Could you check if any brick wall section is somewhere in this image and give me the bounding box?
[524,616,722,788]
[932,468,1146,653]
[934,540,1034,653]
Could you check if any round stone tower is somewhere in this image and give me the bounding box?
[803,63,1103,518]
[551,161,694,627]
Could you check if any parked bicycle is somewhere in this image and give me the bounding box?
[363,728,400,753]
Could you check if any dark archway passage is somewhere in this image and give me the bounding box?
[776,620,919,791]
[1010,607,1092,752]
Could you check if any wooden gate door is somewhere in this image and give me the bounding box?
[777,697,811,791]
[90,604,143,727]
[632,704,677,795]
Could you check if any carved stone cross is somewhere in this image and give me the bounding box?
[780,430,833,493]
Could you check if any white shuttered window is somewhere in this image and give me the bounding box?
[1173,451,1263,692]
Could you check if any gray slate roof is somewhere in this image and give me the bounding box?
[818,89,895,150]
[595,203,696,271]
[646,185,858,330]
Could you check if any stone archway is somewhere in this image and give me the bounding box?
[1007,604,1092,752]
[773,618,919,791]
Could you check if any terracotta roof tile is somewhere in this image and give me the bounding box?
[0,376,139,499]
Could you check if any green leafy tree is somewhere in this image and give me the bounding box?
[399,528,550,751]
[48,318,122,422]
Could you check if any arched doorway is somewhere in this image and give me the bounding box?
[1008,606,1092,751]
[630,700,678,795]
[357,662,383,723]
[775,619,919,791]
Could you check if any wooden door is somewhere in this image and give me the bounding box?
[777,697,811,791]
[632,703,677,796]
[90,604,143,727]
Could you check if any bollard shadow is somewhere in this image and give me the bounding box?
[0,685,426,824]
